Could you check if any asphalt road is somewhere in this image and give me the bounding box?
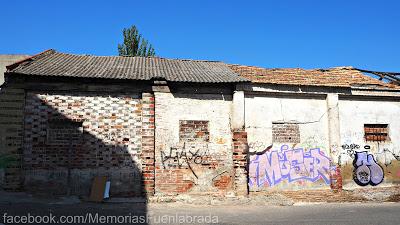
[0,202,399,225]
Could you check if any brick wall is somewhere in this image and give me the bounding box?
[3,79,373,198]
[272,123,300,143]
[141,93,155,196]
[0,87,25,191]
[154,91,234,195]
[330,165,342,191]
[179,120,210,142]
[23,91,145,196]
[232,130,248,195]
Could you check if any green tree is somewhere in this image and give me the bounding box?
[118,25,156,57]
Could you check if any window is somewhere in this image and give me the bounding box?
[47,119,83,144]
[364,124,389,142]
[272,122,300,143]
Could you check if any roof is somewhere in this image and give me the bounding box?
[228,64,400,89]
[6,49,248,83]
[5,49,398,89]
[0,55,30,85]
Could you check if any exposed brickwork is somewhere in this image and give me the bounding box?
[232,130,248,195]
[141,93,155,196]
[47,119,83,143]
[213,174,232,191]
[272,123,300,143]
[23,92,144,196]
[156,169,195,193]
[154,91,234,195]
[0,87,25,191]
[330,165,343,191]
[179,120,209,142]
[364,124,389,142]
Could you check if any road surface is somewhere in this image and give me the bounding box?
[0,202,399,225]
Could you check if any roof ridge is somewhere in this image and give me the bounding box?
[6,49,56,71]
[6,49,248,83]
[228,64,355,71]
[54,50,222,63]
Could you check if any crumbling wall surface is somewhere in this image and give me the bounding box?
[245,93,333,191]
[23,91,144,196]
[338,99,400,189]
[154,91,234,195]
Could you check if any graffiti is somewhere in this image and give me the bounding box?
[300,136,326,150]
[249,145,333,187]
[341,143,361,158]
[161,144,209,167]
[248,141,269,154]
[330,144,339,153]
[353,151,384,186]
[100,130,129,142]
[215,137,227,144]
[383,148,400,161]
[341,143,360,150]
[161,143,210,178]
[248,141,273,156]
[338,144,370,166]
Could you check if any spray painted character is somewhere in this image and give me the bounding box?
[353,150,384,186]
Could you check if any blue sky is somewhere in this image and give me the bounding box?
[0,0,399,71]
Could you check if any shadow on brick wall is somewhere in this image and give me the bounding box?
[2,92,149,224]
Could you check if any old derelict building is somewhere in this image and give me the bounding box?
[0,49,399,198]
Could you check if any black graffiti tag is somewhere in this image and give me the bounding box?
[161,144,210,178]
[341,143,360,158]
[161,143,210,178]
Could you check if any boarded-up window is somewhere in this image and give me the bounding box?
[179,120,209,142]
[364,124,389,142]
[272,122,300,143]
[47,119,83,144]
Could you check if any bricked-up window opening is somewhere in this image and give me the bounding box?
[364,124,389,142]
[272,122,300,143]
[47,119,83,144]
[179,120,209,142]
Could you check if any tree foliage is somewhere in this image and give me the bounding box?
[118,25,155,57]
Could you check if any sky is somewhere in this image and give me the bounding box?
[0,0,399,72]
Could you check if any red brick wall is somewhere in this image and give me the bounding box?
[213,173,232,190]
[23,91,145,196]
[232,130,248,195]
[141,93,155,196]
[272,123,301,143]
[330,165,343,191]
[156,169,195,193]
[179,120,210,142]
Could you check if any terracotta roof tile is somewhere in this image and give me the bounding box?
[228,64,399,89]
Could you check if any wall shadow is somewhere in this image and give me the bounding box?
[2,91,148,225]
